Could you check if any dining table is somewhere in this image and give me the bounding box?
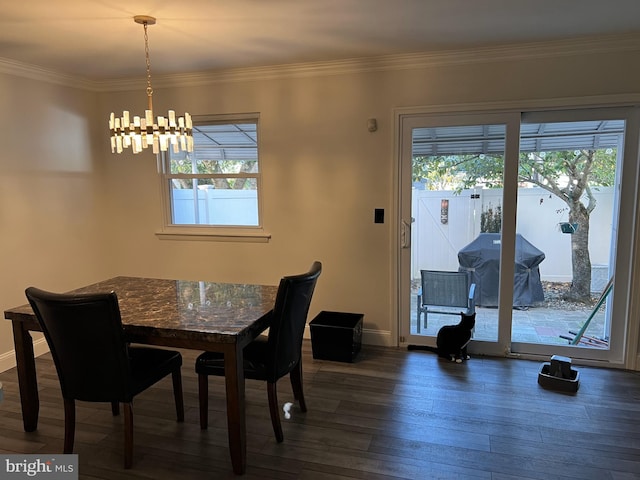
[4,276,278,475]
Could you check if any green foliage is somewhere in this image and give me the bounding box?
[518,149,616,201]
[413,154,505,192]
[412,149,616,193]
[170,155,258,190]
[481,204,502,233]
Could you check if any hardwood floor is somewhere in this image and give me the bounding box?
[1,341,639,479]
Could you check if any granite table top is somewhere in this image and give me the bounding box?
[5,276,278,349]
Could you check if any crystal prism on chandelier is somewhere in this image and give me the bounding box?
[109,15,193,154]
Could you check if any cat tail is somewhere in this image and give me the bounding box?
[407,345,438,353]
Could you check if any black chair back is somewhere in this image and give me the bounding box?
[265,261,322,382]
[25,287,134,403]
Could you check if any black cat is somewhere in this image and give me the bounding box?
[407,312,476,363]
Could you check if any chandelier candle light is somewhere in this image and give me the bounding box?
[109,15,193,154]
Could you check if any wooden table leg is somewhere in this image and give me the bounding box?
[224,343,246,475]
[12,320,39,432]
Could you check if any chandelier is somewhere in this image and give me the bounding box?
[109,16,193,154]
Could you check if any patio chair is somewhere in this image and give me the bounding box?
[416,270,476,332]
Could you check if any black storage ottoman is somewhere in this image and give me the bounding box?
[309,311,363,362]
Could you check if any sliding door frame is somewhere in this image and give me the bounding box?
[393,96,640,369]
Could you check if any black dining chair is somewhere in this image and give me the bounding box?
[25,287,184,469]
[195,261,322,442]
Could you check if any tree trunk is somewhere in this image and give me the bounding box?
[566,202,592,302]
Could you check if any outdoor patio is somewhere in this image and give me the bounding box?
[410,284,608,348]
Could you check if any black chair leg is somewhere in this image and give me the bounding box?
[63,398,75,454]
[172,369,185,422]
[290,360,307,412]
[123,402,133,469]
[111,401,119,416]
[198,373,208,430]
[267,382,284,443]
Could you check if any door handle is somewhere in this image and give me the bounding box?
[401,219,411,248]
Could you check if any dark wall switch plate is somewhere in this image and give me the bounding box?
[374,208,384,223]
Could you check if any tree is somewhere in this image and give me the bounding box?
[170,156,258,190]
[413,148,617,302]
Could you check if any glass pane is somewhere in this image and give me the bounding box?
[411,124,506,342]
[169,123,258,174]
[170,178,259,226]
[514,119,622,348]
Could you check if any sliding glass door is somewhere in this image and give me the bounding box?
[398,107,639,365]
[398,112,520,357]
[511,108,637,363]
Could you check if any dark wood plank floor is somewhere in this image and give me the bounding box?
[1,341,639,479]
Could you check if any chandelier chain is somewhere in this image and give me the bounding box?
[143,22,153,99]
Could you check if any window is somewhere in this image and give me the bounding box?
[159,114,266,239]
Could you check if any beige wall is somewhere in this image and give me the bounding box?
[98,47,640,347]
[2,38,640,370]
[98,71,397,337]
[0,74,107,367]
[98,48,640,360]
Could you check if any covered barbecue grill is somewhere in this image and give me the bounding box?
[458,233,545,307]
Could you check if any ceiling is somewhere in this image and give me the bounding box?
[2,0,640,81]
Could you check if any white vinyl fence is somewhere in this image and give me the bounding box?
[172,187,258,226]
[411,186,615,292]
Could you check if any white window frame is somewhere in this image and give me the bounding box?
[156,113,270,242]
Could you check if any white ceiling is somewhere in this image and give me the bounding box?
[2,0,640,81]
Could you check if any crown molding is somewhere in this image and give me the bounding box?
[2,33,639,92]
[0,58,98,91]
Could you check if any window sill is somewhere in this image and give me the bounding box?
[155,227,271,243]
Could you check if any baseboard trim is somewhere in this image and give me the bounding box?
[303,325,393,347]
[0,338,49,373]
[362,329,393,347]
